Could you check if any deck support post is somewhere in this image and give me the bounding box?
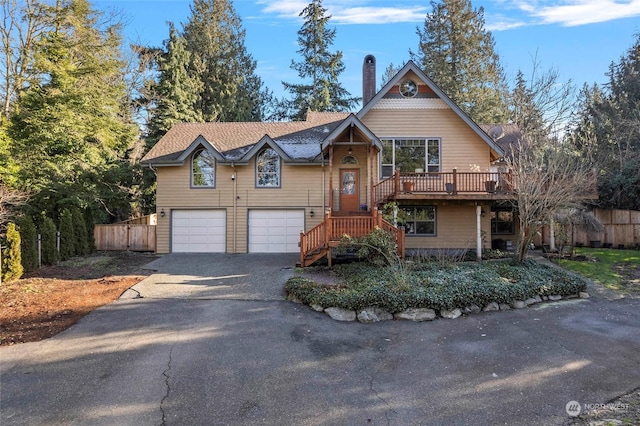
[476,205,483,261]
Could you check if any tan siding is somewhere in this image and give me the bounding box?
[405,204,491,250]
[362,108,492,172]
[155,159,328,253]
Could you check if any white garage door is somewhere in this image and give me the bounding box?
[249,210,304,253]
[172,210,226,253]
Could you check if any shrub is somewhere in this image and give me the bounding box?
[2,222,23,282]
[38,216,59,265]
[286,261,588,313]
[72,208,88,256]
[83,208,94,253]
[338,227,398,266]
[17,216,38,272]
[58,209,75,261]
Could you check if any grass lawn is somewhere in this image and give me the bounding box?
[557,248,640,293]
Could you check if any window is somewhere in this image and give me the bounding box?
[401,206,436,236]
[256,147,280,187]
[192,149,215,187]
[491,208,514,234]
[381,138,441,178]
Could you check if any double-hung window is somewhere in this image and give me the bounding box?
[381,138,441,178]
[192,149,215,187]
[256,147,280,187]
[401,206,436,236]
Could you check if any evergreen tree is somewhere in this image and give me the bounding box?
[182,0,267,122]
[146,23,203,144]
[568,33,640,210]
[58,208,74,261]
[412,0,508,123]
[8,0,138,221]
[83,207,94,253]
[38,215,59,265]
[2,222,23,281]
[17,215,37,272]
[280,0,359,121]
[72,208,88,255]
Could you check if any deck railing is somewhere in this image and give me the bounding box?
[299,209,405,266]
[373,169,513,204]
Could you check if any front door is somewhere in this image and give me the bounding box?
[340,169,359,212]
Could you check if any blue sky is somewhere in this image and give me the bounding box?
[96,0,640,106]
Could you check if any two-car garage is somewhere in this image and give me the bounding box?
[171,209,304,253]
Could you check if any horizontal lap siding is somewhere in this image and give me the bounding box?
[404,204,491,250]
[155,160,325,253]
[362,108,492,172]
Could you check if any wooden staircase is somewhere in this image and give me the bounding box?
[298,209,405,267]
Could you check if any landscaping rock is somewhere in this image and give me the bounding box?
[394,308,436,322]
[462,305,481,314]
[483,302,500,312]
[579,292,590,299]
[525,297,538,306]
[542,295,548,301]
[440,308,462,319]
[325,307,356,322]
[310,304,325,312]
[499,303,511,311]
[357,307,393,323]
[548,295,562,301]
[534,295,543,303]
[511,300,526,309]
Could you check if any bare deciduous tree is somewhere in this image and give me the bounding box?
[0,183,27,227]
[505,135,597,263]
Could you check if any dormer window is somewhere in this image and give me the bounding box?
[256,147,280,187]
[192,148,215,187]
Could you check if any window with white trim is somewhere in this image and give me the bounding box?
[256,147,280,187]
[192,149,215,187]
[401,206,436,236]
[381,138,441,178]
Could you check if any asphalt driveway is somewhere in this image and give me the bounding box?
[1,254,640,425]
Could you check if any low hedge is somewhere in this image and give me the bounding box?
[286,260,588,313]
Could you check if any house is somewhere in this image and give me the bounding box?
[141,57,520,265]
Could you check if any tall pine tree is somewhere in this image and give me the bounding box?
[182,0,266,122]
[8,0,138,221]
[146,22,203,144]
[569,33,640,210]
[280,0,359,121]
[412,0,508,124]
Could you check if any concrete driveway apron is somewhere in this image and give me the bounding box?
[2,253,640,425]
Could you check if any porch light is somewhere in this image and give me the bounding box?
[160,209,165,218]
[310,209,315,217]
[348,146,353,156]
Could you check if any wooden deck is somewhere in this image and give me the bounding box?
[299,209,405,267]
[373,170,514,204]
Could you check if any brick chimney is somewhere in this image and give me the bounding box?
[362,55,376,106]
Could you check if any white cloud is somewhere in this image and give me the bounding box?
[254,1,427,24]
[332,6,427,24]
[519,0,640,26]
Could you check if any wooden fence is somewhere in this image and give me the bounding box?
[577,208,640,248]
[537,208,640,248]
[94,224,156,252]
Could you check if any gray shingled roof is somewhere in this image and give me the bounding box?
[141,111,350,165]
[479,124,522,158]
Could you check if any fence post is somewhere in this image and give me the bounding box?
[56,231,60,253]
[37,234,42,268]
